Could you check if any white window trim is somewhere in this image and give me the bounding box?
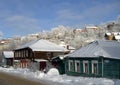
[92,60,98,74]
[75,60,80,73]
[68,60,73,72]
[83,61,89,74]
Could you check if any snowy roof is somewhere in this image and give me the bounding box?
[34,59,48,62]
[68,46,75,50]
[15,39,68,52]
[3,51,14,58]
[67,40,120,59]
[105,33,111,36]
[113,32,120,35]
[85,26,98,29]
[114,35,120,40]
[105,32,120,36]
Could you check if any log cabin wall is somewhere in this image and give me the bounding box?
[34,51,65,60]
[14,48,34,60]
[14,48,34,68]
[34,51,49,60]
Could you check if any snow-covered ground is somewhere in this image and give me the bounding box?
[0,67,119,85]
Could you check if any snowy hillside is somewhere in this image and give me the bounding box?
[0,67,119,85]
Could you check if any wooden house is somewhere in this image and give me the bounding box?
[14,39,69,71]
[51,42,75,74]
[2,51,14,67]
[65,40,120,79]
[51,55,66,74]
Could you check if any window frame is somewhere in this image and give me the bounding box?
[75,60,80,73]
[83,61,89,74]
[92,60,98,74]
[68,60,74,72]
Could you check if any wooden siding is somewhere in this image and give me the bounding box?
[34,51,53,60]
[65,57,120,79]
[65,57,102,77]
[34,51,65,60]
[14,48,65,60]
[14,48,33,60]
[103,58,120,79]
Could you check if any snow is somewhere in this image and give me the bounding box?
[0,67,119,85]
[3,51,14,58]
[47,68,59,76]
[34,59,48,62]
[16,39,68,52]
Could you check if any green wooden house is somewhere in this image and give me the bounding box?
[65,40,120,79]
[51,55,66,74]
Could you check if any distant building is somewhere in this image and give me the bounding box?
[85,26,98,31]
[0,39,10,44]
[2,51,14,66]
[105,32,120,41]
[26,33,39,40]
[59,41,75,53]
[73,25,98,35]
[65,40,120,79]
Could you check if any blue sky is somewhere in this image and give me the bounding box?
[0,0,120,38]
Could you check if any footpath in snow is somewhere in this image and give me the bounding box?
[0,67,119,85]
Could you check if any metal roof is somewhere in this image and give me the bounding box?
[67,40,120,59]
[15,39,68,52]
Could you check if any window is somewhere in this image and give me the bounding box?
[25,50,28,57]
[83,61,89,74]
[18,51,20,57]
[21,51,23,58]
[23,50,25,57]
[75,60,80,72]
[69,60,74,72]
[16,51,18,57]
[92,61,98,74]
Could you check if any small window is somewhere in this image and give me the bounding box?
[26,50,28,57]
[23,50,25,57]
[15,51,17,57]
[75,60,80,73]
[69,60,74,72]
[21,51,23,57]
[83,61,89,74]
[92,61,98,74]
[18,51,20,57]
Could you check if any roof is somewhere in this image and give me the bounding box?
[3,51,14,58]
[85,26,98,29]
[15,39,68,52]
[105,33,111,36]
[67,40,120,59]
[34,59,48,62]
[105,32,120,36]
[114,35,120,40]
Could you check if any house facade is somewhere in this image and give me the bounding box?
[14,39,69,71]
[2,51,14,66]
[65,40,120,79]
